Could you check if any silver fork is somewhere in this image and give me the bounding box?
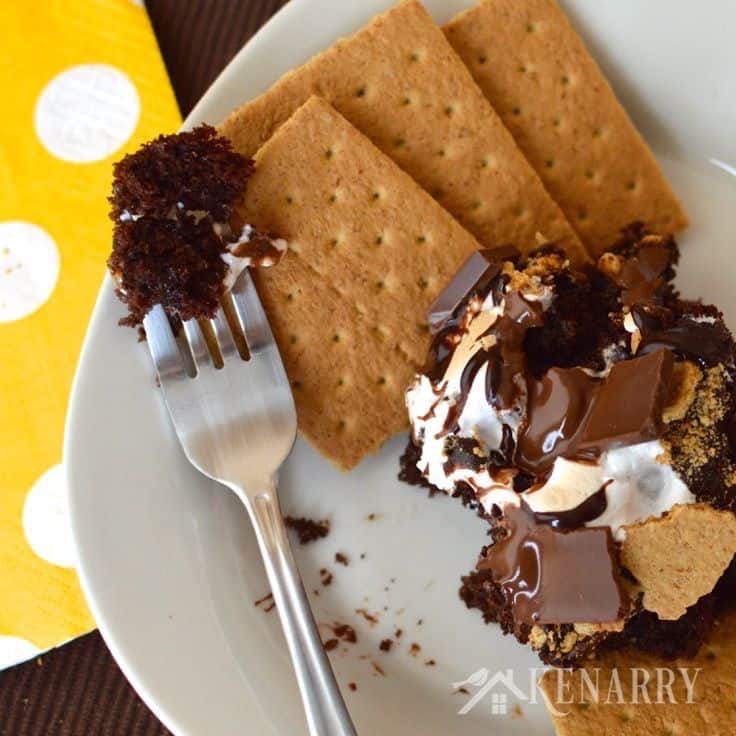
[143,270,357,736]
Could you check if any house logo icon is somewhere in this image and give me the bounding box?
[452,668,528,716]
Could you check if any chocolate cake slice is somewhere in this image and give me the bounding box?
[108,125,286,326]
[402,225,736,666]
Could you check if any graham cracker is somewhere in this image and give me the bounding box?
[219,0,587,262]
[444,0,689,255]
[237,97,481,469]
[540,607,736,736]
[621,504,736,621]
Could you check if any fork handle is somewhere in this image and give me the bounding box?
[239,483,358,736]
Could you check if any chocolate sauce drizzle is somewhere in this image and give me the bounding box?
[633,305,732,367]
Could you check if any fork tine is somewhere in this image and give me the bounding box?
[230,270,275,353]
[182,319,211,368]
[143,306,183,380]
[210,307,237,359]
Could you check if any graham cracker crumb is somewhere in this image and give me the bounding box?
[666,364,730,480]
[529,625,547,650]
[523,251,566,278]
[560,631,579,653]
[663,361,702,424]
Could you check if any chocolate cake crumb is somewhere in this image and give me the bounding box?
[409,643,421,657]
[457,687,470,695]
[285,516,330,544]
[335,552,349,566]
[379,639,393,652]
[425,659,436,667]
[254,593,273,608]
[395,629,403,639]
[324,639,339,652]
[320,569,333,587]
[331,624,358,644]
[356,609,379,626]
[348,683,357,692]
[372,662,386,676]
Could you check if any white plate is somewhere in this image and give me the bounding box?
[66,1,736,734]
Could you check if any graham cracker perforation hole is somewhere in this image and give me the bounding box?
[626,180,638,191]
[560,74,571,85]
[444,105,455,117]
[478,54,487,65]
[286,195,294,204]
[393,137,406,148]
[377,376,387,386]
[526,22,537,33]
[418,277,429,290]
[325,148,334,159]
[292,380,302,389]
[332,333,341,343]
[512,107,521,116]
[402,96,412,106]
[416,234,427,244]
[355,86,367,98]
[337,419,347,432]
[290,335,298,345]
[375,234,384,245]
[545,158,555,168]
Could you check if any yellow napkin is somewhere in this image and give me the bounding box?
[0,0,180,668]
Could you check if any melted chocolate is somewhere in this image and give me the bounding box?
[476,504,626,626]
[485,292,544,408]
[633,305,732,367]
[618,241,672,305]
[525,482,609,530]
[516,366,599,474]
[427,251,503,334]
[516,350,673,475]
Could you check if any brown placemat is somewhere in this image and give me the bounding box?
[0,1,286,734]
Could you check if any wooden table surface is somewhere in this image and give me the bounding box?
[0,2,287,733]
